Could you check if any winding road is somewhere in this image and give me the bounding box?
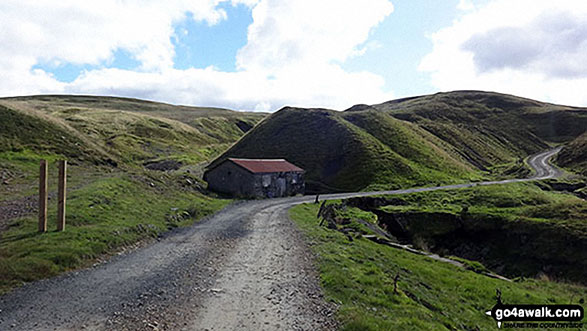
[0,148,563,330]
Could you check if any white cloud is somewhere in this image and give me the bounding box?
[420,0,587,106]
[0,0,233,94]
[236,0,393,71]
[0,0,395,111]
[457,0,474,11]
[0,0,229,70]
[66,63,389,111]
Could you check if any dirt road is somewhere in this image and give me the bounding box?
[0,148,562,330]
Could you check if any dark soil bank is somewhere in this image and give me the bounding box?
[349,197,587,284]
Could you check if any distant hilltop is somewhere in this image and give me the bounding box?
[209,90,587,193]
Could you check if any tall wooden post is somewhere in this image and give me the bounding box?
[57,160,67,232]
[38,160,48,233]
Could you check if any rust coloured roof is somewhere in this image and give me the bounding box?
[228,158,304,173]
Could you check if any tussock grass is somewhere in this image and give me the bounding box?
[0,172,229,294]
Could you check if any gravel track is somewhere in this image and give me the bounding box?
[0,148,561,330]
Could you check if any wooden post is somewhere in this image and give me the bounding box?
[38,160,48,233]
[57,160,67,231]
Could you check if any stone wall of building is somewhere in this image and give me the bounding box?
[252,171,305,198]
[204,161,255,197]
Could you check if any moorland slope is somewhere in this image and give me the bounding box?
[212,91,587,192]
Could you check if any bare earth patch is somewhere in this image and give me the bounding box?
[0,195,38,233]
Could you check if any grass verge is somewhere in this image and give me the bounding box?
[0,171,229,294]
[290,203,586,330]
[376,183,587,238]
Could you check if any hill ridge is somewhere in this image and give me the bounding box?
[211,91,586,193]
[0,95,266,169]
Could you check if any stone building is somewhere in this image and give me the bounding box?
[203,158,305,198]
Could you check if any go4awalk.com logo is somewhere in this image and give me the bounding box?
[485,290,584,329]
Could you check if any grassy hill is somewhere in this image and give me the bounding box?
[375,91,586,168]
[0,95,265,293]
[557,132,587,176]
[212,91,587,193]
[0,95,265,168]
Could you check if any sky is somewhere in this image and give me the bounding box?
[1,0,586,111]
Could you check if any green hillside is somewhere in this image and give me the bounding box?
[375,91,586,169]
[212,107,478,193]
[0,95,266,167]
[0,95,264,293]
[557,132,587,176]
[212,91,587,193]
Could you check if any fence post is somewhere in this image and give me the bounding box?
[38,160,48,233]
[57,160,67,231]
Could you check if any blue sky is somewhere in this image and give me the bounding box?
[1,0,586,110]
[173,3,252,72]
[343,0,460,97]
[32,1,461,99]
